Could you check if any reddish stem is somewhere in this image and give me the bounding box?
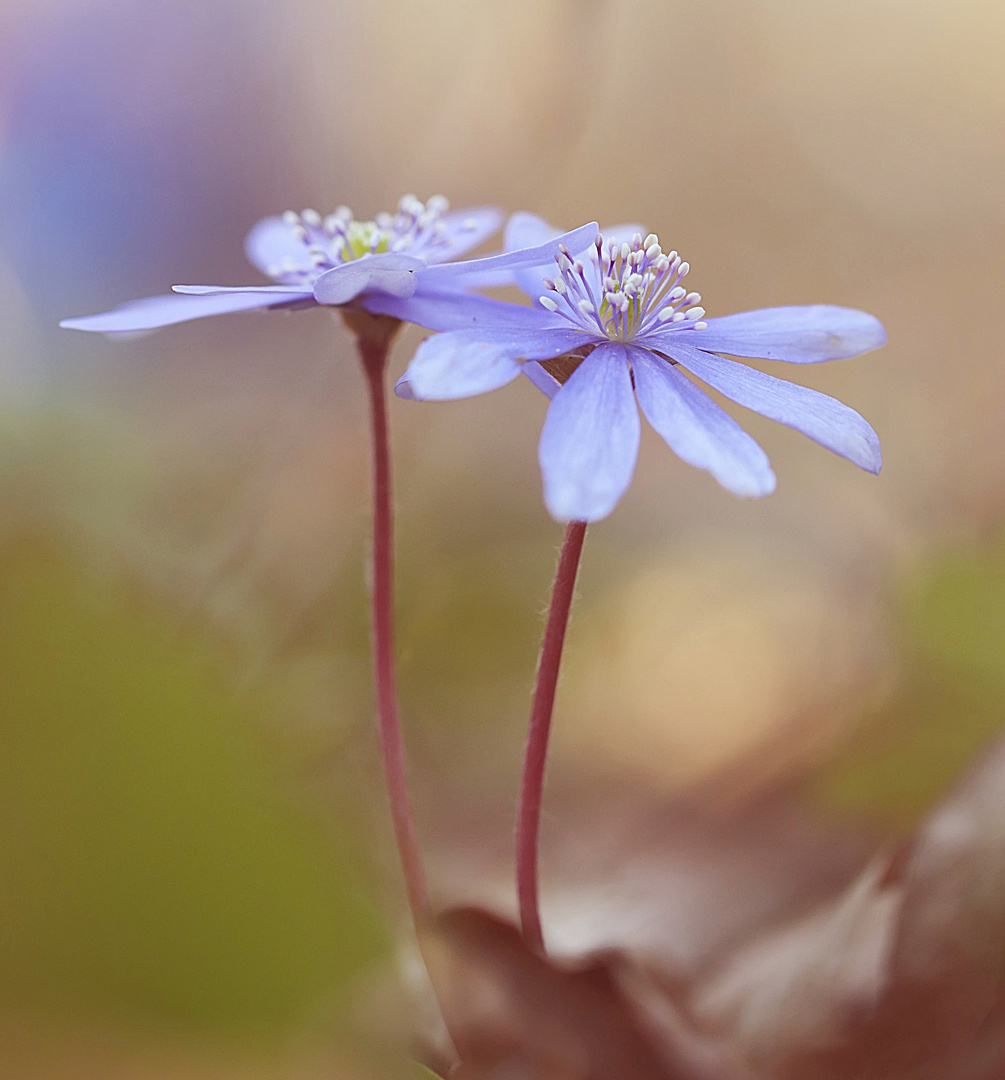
[515,520,588,953]
[357,328,430,927]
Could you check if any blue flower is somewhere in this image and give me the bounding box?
[397,213,886,522]
[60,197,599,334]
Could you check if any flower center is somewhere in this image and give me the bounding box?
[267,194,454,285]
[537,232,707,341]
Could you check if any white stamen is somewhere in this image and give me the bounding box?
[685,291,702,305]
[578,299,595,315]
[644,233,658,248]
[645,243,661,259]
[553,278,567,294]
[672,311,686,322]
[282,210,300,227]
[685,306,706,320]
[693,322,708,330]
[678,261,690,277]
[539,296,559,312]
[670,286,687,300]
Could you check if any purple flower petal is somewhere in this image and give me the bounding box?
[504,212,561,300]
[674,305,887,363]
[521,361,560,400]
[417,221,599,290]
[400,327,587,401]
[426,207,504,262]
[504,213,648,300]
[629,345,776,497]
[172,284,313,295]
[361,288,567,332]
[539,342,641,522]
[312,253,426,305]
[59,288,313,332]
[243,216,312,278]
[661,339,882,474]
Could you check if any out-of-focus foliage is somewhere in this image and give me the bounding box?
[813,539,1005,826]
[0,524,386,1033]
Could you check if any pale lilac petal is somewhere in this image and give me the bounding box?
[400,328,587,401]
[539,342,641,522]
[59,289,313,332]
[425,206,504,261]
[505,212,561,300]
[521,361,560,400]
[172,284,312,295]
[361,288,568,332]
[504,214,647,300]
[629,345,776,497]
[312,253,426,305]
[661,340,882,473]
[243,215,311,277]
[674,305,887,363]
[504,211,560,252]
[417,221,599,289]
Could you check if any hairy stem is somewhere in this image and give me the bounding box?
[352,313,429,926]
[515,520,588,953]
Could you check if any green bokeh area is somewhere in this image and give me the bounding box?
[0,537,386,1034]
[814,539,1005,827]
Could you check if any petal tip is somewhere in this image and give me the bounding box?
[394,375,418,401]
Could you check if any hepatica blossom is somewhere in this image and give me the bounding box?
[398,214,886,521]
[60,196,598,334]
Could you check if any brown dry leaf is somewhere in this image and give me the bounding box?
[676,735,1005,1079]
[422,906,733,1080]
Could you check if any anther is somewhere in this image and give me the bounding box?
[578,299,595,315]
[685,306,705,320]
[539,296,559,312]
[644,233,658,248]
[282,211,300,227]
[301,209,322,227]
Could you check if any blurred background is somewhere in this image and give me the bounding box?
[1,0,1004,1075]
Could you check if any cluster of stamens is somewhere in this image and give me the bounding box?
[267,194,465,285]
[538,232,707,341]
